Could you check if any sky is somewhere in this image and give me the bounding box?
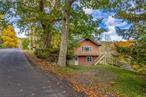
[83,8,132,41]
[15,26,26,38]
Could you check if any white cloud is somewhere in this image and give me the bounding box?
[101,31,123,41]
[73,1,80,6]
[109,26,115,33]
[15,27,27,38]
[101,16,124,41]
[83,8,93,14]
[110,33,123,41]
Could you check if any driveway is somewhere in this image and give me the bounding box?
[0,49,85,97]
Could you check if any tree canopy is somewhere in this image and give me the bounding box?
[1,25,19,48]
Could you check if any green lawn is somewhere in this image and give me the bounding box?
[59,64,146,97]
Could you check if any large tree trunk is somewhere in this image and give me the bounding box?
[57,16,69,67]
[57,0,74,67]
[43,31,52,48]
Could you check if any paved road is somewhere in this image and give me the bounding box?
[0,49,85,97]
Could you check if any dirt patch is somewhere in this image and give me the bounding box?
[69,70,117,86]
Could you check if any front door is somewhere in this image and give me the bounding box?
[75,56,79,65]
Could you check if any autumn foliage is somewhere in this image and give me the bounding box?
[1,25,19,48]
[114,41,134,48]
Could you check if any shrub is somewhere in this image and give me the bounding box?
[0,44,7,48]
[22,38,29,50]
[34,48,50,59]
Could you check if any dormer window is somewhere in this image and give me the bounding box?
[82,46,92,52]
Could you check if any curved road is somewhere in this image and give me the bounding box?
[0,49,84,97]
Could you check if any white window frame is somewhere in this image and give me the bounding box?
[86,56,93,62]
[82,46,92,52]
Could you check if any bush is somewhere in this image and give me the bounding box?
[22,38,29,50]
[0,44,7,48]
[34,48,50,59]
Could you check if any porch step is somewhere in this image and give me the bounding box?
[94,54,105,65]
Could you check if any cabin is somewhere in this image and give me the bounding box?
[74,39,101,65]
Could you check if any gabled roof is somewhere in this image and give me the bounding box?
[80,38,101,46]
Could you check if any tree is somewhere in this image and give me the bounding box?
[130,36,146,73]
[15,0,62,48]
[1,25,19,48]
[22,38,29,50]
[0,14,4,30]
[57,0,122,67]
[57,0,74,67]
[116,0,146,73]
[0,0,61,49]
[1,0,122,67]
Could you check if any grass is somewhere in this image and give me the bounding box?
[57,64,110,74]
[107,65,146,97]
[25,51,146,97]
[58,64,146,97]
[24,51,146,97]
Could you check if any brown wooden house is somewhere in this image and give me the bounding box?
[74,39,101,65]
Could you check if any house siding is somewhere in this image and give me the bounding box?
[79,56,98,65]
[74,39,101,65]
[74,40,100,56]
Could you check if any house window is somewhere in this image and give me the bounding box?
[82,46,92,52]
[86,56,93,62]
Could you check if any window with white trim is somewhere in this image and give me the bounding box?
[82,46,92,52]
[86,56,93,62]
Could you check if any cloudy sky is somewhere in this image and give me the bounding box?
[83,8,132,41]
